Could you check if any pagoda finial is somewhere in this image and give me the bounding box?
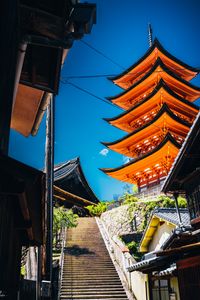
[148,23,153,47]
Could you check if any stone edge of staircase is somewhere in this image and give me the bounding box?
[95,217,136,300]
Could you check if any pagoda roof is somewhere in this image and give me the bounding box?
[102,104,190,158]
[54,157,99,204]
[108,58,200,110]
[100,133,181,186]
[105,80,199,132]
[110,38,199,89]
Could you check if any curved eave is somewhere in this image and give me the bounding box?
[54,157,80,180]
[104,79,199,124]
[100,133,181,175]
[109,38,199,83]
[102,103,190,149]
[107,58,200,103]
[54,157,99,203]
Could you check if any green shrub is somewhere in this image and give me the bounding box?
[86,202,108,217]
[121,193,139,205]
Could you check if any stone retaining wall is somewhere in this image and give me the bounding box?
[101,204,133,237]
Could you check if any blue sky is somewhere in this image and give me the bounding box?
[9,0,200,200]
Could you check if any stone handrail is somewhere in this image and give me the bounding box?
[57,227,66,300]
[96,217,136,299]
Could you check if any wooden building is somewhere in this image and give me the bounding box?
[101,39,200,193]
[161,111,200,300]
[54,157,99,208]
[0,0,96,298]
[128,207,191,300]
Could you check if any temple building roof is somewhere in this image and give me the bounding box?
[108,59,200,110]
[54,157,99,205]
[104,80,199,133]
[102,104,190,158]
[110,38,199,89]
[100,133,181,186]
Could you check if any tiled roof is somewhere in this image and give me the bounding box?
[54,157,99,203]
[153,207,190,227]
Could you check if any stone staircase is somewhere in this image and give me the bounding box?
[60,217,128,299]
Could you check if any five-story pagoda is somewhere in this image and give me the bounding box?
[101,39,200,192]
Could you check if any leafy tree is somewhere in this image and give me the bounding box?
[53,207,78,247]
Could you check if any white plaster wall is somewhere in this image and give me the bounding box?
[148,222,175,252]
[131,272,149,300]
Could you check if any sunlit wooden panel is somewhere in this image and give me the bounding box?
[11,84,44,136]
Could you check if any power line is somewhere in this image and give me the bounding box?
[80,40,125,70]
[60,79,181,135]
[61,66,200,80]
[61,79,119,108]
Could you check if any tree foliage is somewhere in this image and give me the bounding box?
[53,207,78,247]
[86,202,108,217]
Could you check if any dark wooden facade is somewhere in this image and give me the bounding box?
[0,155,44,299]
[177,255,200,300]
[0,0,96,298]
[162,112,200,299]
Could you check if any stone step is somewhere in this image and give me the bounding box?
[61,284,124,288]
[61,287,125,291]
[61,291,127,295]
[60,217,128,300]
[60,294,128,300]
[60,297,128,300]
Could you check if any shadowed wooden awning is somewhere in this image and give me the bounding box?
[54,185,97,208]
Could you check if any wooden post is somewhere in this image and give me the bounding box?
[173,192,183,227]
[0,0,19,154]
[45,94,55,288]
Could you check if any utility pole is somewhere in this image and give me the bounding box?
[44,93,55,296]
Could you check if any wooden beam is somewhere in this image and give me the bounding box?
[20,5,65,40]
[54,185,97,206]
[0,0,19,154]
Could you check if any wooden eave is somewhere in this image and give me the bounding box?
[54,157,99,204]
[100,134,181,185]
[11,84,45,136]
[110,38,199,89]
[103,104,190,158]
[108,59,200,110]
[54,185,96,207]
[105,80,199,133]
